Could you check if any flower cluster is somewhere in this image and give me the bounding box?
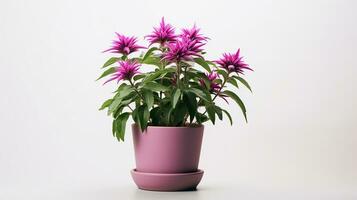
[215,49,252,75]
[162,38,204,62]
[104,61,140,84]
[102,18,252,84]
[180,25,208,43]
[162,26,207,62]
[145,17,177,46]
[103,33,145,55]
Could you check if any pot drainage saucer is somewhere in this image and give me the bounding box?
[131,169,204,191]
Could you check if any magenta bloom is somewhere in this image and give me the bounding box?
[104,60,140,84]
[180,25,208,43]
[162,37,204,62]
[103,33,145,55]
[145,17,177,46]
[215,49,252,74]
[200,71,221,91]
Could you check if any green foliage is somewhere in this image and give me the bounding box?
[183,91,198,123]
[102,57,120,68]
[227,77,239,88]
[113,112,130,141]
[96,67,116,80]
[99,99,113,110]
[143,89,154,108]
[98,47,252,142]
[143,82,169,92]
[193,57,211,72]
[233,75,252,92]
[171,88,181,108]
[142,47,159,62]
[222,90,247,122]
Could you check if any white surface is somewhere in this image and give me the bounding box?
[1,0,357,199]
[1,185,357,200]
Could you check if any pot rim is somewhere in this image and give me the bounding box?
[131,123,204,129]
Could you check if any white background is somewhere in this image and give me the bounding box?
[1,0,357,199]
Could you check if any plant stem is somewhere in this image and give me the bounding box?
[176,61,181,88]
[201,78,228,116]
[128,79,144,100]
[212,78,227,101]
[127,104,134,112]
[159,61,166,100]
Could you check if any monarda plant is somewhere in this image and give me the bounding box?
[98,18,253,141]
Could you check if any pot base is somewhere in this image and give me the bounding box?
[131,169,204,191]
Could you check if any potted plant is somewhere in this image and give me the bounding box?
[97,17,253,191]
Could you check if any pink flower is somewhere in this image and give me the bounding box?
[215,49,252,74]
[162,37,204,62]
[200,71,221,92]
[162,24,208,63]
[104,60,140,84]
[145,17,177,46]
[180,25,208,43]
[103,33,145,55]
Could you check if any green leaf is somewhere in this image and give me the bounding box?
[143,89,154,108]
[172,88,181,108]
[112,120,117,137]
[143,82,169,92]
[102,57,120,68]
[141,56,161,66]
[133,74,146,81]
[142,47,159,62]
[162,104,173,126]
[113,106,125,119]
[227,77,239,88]
[183,91,198,123]
[171,101,187,125]
[150,107,161,125]
[221,109,233,125]
[214,105,223,120]
[108,98,122,115]
[96,67,116,81]
[143,68,175,83]
[136,105,149,131]
[233,76,252,92]
[99,99,113,110]
[113,83,128,92]
[196,112,209,124]
[115,85,134,99]
[193,57,211,72]
[216,69,228,80]
[222,90,247,122]
[115,112,130,141]
[205,104,216,124]
[206,60,216,66]
[108,85,135,115]
[186,88,210,102]
[195,72,211,89]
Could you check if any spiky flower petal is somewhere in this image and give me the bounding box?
[104,60,140,84]
[145,17,177,46]
[103,33,145,55]
[215,49,252,74]
[180,25,208,43]
[162,37,204,62]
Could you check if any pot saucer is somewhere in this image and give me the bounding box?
[131,169,204,191]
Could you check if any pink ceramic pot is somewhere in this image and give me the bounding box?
[132,124,204,173]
